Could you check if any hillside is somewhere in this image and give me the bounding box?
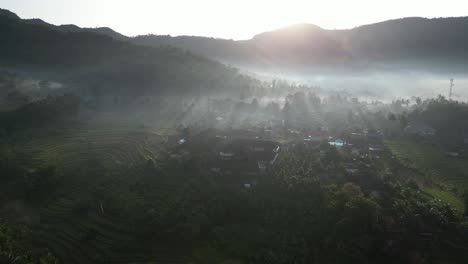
[133,18,468,72]
[0,9,252,97]
[6,7,468,73]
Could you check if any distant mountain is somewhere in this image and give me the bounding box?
[0,9,254,96]
[3,7,468,76]
[131,24,347,67]
[132,18,468,72]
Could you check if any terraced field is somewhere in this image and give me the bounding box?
[19,127,162,170]
[384,139,468,212]
[386,139,468,189]
[8,125,192,263]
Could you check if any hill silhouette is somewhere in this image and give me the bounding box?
[0,8,253,96]
[133,18,468,72]
[5,8,468,73]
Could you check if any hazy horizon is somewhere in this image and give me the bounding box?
[3,0,468,39]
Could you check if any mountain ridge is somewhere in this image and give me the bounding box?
[130,16,468,72]
[3,8,468,73]
[0,8,255,97]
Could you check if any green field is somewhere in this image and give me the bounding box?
[421,187,464,212]
[2,125,194,264]
[386,139,468,189]
[386,139,467,210]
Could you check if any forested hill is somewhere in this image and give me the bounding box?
[134,18,468,72]
[7,7,468,73]
[0,9,254,96]
[0,8,128,41]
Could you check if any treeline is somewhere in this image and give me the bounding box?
[0,94,79,135]
[409,96,468,147]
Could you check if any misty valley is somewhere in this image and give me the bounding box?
[2,6,468,264]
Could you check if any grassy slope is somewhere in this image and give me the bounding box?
[421,187,464,212]
[385,139,466,211]
[2,125,193,264]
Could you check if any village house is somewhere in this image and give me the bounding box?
[404,124,436,137]
[347,132,366,145]
[304,132,329,147]
[366,129,384,143]
[215,138,281,176]
[446,152,460,158]
[343,131,367,157]
[369,146,385,159]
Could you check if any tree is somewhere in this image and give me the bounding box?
[415,97,422,105]
[0,220,58,263]
[398,113,408,128]
[463,190,468,217]
[251,98,259,111]
[282,100,291,128]
[341,182,364,198]
[308,92,321,111]
[347,111,355,123]
[265,102,280,115]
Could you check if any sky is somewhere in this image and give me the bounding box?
[2,0,468,39]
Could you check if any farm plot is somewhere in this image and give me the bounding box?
[9,126,192,263]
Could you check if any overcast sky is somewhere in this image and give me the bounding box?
[2,0,468,39]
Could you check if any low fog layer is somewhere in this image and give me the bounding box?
[240,65,468,102]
